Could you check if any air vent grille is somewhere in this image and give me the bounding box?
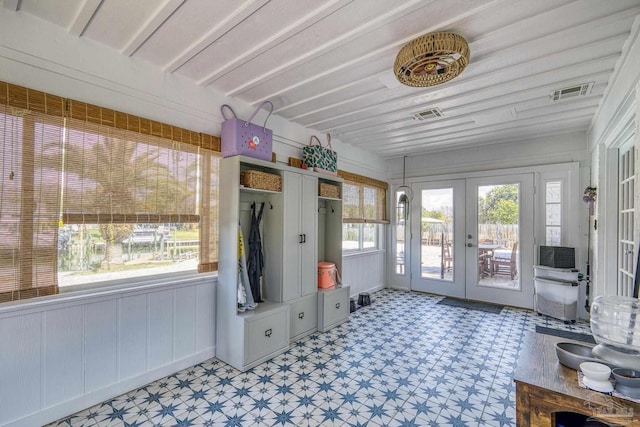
[411,108,444,121]
[550,82,594,101]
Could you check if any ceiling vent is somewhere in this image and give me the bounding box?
[411,107,444,121]
[550,82,594,101]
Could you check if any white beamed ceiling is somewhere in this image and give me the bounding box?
[7,0,640,158]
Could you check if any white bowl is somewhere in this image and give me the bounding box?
[580,361,612,381]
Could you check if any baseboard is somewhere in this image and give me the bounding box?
[385,284,410,292]
[8,347,216,427]
[350,284,385,298]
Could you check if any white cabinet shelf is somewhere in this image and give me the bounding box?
[217,156,345,372]
[240,186,281,194]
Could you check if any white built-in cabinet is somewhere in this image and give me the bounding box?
[217,156,348,371]
[279,171,317,301]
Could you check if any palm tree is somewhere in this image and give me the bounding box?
[61,135,183,270]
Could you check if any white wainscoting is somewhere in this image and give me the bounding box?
[0,275,216,427]
[343,250,386,298]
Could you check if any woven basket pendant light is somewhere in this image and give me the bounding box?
[394,32,470,87]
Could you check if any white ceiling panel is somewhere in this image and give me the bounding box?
[133,0,244,66]
[10,0,640,159]
[81,0,167,50]
[175,0,335,81]
[19,0,85,28]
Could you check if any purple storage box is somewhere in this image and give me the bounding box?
[221,101,273,161]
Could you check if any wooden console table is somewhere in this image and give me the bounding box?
[514,332,640,426]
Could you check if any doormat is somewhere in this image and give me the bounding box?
[437,297,504,314]
[535,325,595,344]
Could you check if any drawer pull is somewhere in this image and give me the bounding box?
[335,302,340,309]
[298,312,305,319]
[265,328,272,337]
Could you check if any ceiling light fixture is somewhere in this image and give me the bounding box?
[394,32,470,87]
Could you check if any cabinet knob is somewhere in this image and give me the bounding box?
[265,328,272,337]
[335,302,340,309]
[298,312,304,319]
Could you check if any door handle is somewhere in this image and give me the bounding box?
[265,328,272,337]
[302,233,306,243]
[299,234,303,244]
[467,243,473,247]
[298,312,304,319]
[335,302,340,309]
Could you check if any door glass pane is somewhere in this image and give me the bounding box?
[395,190,407,275]
[477,184,520,289]
[545,180,562,245]
[420,188,453,280]
[618,146,635,296]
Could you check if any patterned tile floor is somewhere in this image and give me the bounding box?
[47,289,591,427]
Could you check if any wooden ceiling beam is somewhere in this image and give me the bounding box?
[163,0,270,74]
[68,0,102,36]
[121,0,185,56]
[3,0,20,12]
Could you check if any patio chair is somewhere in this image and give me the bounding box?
[443,241,453,271]
[491,242,518,280]
[478,253,490,278]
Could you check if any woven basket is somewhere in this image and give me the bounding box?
[240,170,282,192]
[319,182,340,199]
[288,157,303,168]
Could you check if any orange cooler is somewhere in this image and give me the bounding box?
[318,262,338,289]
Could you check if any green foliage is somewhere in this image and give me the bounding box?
[487,199,518,224]
[422,209,446,220]
[479,184,519,224]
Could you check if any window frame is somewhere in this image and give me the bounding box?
[342,222,381,253]
[0,80,221,303]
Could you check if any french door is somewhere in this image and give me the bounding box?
[618,140,635,296]
[410,173,534,308]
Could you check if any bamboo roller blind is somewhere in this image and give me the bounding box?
[338,170,388,223]
[0,81,221,301]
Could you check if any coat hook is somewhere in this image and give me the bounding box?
[331,206,335,213]
[269,201,273,209]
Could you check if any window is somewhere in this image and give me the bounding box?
[0,81,220,302]
[339,172,388,252]
[545,180,562,245]
[343,223,379,251]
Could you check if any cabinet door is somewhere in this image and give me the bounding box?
[300,175,318,296]
[318,287,350,332]
[289,294,317,340]
[282,172,318,301]
[282,171,302,301]
[245,309,289,365]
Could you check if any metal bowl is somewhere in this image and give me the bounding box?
[612,368,640,398]
[555,342,601,370]
[612,368,640,387]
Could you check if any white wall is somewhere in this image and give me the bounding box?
[343,251,386,298]
[0,276,215,427]
[0,9,388,426]
[387,132,589,181]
